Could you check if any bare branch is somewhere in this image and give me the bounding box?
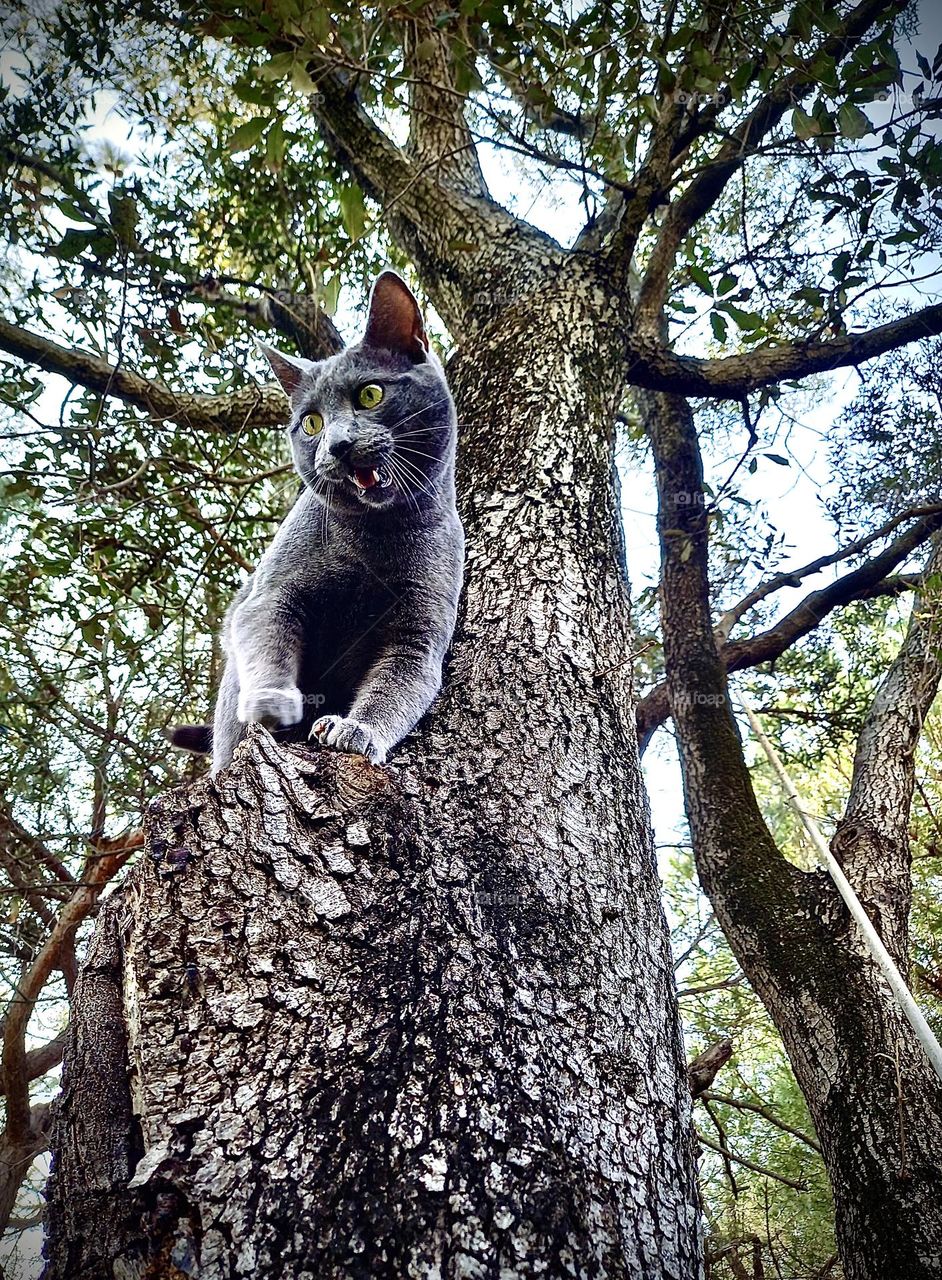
[715,505,942,640]
[0,1031,67,1097]
[696,1130,810,1190]
[678,973,744,998]
[700,1090,822,1153]
[2,840,134,1142]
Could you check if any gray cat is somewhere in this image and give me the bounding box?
[169,271,464,774]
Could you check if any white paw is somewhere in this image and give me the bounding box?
[310,715,386,764]
[238,686,304,728]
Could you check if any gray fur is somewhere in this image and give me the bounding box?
[192,272,464,773]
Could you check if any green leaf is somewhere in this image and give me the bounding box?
[227,117,267,154]
[257,51,294,81]
[48,228,98,260]
[710,311,728,343]
[837,103,871,139]
[689,264,713,295]
[266,119,286,172]
[233,76,275,106]
[764,453,789,466]
[290,62,319,95]
[720,303,763,331]
[792,107,820,140]
[831,250,851,282]
[107,191,139,250]
[309,7,330,42]
[321,274,341,316]
[338,184,367,240]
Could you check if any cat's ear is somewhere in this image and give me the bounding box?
[363,270,429,360]
[257,341,316,399]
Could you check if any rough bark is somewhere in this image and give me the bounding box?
[646,388,942,1280]
[43,277,703,1279]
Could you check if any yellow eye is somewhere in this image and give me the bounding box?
[357,383,384,409]
[301,412,323,436]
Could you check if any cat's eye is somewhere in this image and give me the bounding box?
[301,412,324,437]
[357,383,384,409]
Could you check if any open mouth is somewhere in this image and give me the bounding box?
[350,465,391,492]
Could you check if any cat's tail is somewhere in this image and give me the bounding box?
[164,723,212,755]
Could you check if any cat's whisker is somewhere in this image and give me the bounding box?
[392,426,443,441]
[393,461,433,497]
[385,462,417,517]
[389,394,451,433]
[391,451,435,499]
[397,444,443,464]
[386,456,424,516]
[322,482,331,548]
[386,453,419,501]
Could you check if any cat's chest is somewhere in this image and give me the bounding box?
[292,547,412,637]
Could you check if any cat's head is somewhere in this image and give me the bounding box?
[260,271,456,514]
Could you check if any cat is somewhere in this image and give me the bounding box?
[168,270,464,774]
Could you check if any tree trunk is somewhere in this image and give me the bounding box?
[43,282,703,1279]
[645,388,942,1280]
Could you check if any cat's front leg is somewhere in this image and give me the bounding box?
[231,592,305,729]
[311,641,446,765]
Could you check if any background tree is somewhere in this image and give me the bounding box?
[0,0,941,1276]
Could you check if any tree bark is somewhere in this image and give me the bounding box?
[42,278,703,1279]
[645,388,942,1280]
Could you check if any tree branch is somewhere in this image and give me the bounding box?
[715,505,942,640]
[403,4,489,199]
[631,0,909,323]
[830,537,942,965]
[636,505,942,748]
[306,65,563,335]
[696,1130,810,1191]
[0,1031,67,1097]
[700,1090,822,1153]
[0,318,289,431]
[2,841,134,1142]
[624,300,942,397]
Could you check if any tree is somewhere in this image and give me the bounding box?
[1,0,941,1275]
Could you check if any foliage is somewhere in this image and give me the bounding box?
[1,0,942,1273]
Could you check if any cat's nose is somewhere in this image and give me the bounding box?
[328,434,353,458]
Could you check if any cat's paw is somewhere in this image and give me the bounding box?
[310,715,387,765]
[238,685,304,728]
